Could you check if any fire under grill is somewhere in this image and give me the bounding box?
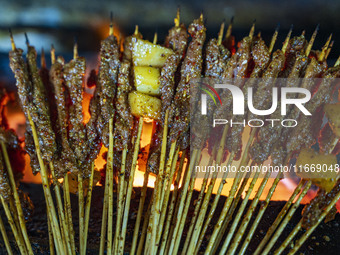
[0,7,340,255]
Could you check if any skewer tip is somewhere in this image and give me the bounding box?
[249,20,256,39]
[41,47,46,68]
[305,24,320,57]
[282,25,293,54]
[175,7,180,27]
[225,16,234,39]
[73,37,78,60]
[109,11,114,36]
[275,23,280,32]
[8,28,15,51]
[134,25,139,36]
[217,21,225,45]
[199,12,204,22]
[51,44,56,65]
[153,32,158,44]
[24,32,29,46]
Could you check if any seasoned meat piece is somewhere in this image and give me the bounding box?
[84,70,102,165]
[302,181,340,229]
[63,56,87,161]
[169,16,206,144]
[9,48,33,117]
[0,153,11,202]
[214,36,252,121]
[148,54,181,173]
[319,123,340,154]
[26,45,56,162]
[228,36,270,160]
[165,23,189,57]
[280,35,307,78]
[113,61,133,151]
[98,35,120,147]
[248,50,285,120]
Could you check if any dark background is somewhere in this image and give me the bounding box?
[1,0,340,91]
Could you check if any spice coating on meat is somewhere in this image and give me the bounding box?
[0,153,11,202]
[280,35,307,78]
[49,60,77,176]
[98,35,120,148]
[227,37,269,159]
[63,56,87,161]
[169,17,206,143]
[26,46,56,162]
[165,24,189,57]
[113,60,133,151]
[84,70,102,164]
[302,182,340,229]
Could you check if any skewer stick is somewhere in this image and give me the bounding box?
[27,111,65,254]
[197,127,257,254]
[148,111,171,254]
[109,12,114,36]
[130,142,148,255]
[269,23,280,54]
[99,156,109,255]
[225,16,234,40]
[159,149,187,254]
[83,162,95,254]
[153,32,158,44]
[284,188,340,255]
[249,19,256,39]
[210,171,253,255]
[253,179,305,255]
[0,141,33,254]
[305,24,319,57]
[227,171,272,255]
[239,153,293,255]
[106,118,114,255]
[282,25,293,54]
[217,22,225,46]
[173,146,204,255]
[0,211,13,254]
[155,147,180,249]
[46,202,55,255]
[9,29,15,51]
[318,34,332,62]
[114,145,128,252]
[118,117,144,254]
[167,149,199,255]
[137,197,153,255]
[174,8,180,27]
[0,195,27,254]
[173,169,197,255]
[49,162,72,255]
[63,173,76,254]
[325,40,334,60]
[261,180,312,255]
[217,170,261,255]
[182,147,217,254]
[78,172,85,255]
[187,125,230,254]
[334,55,340,67]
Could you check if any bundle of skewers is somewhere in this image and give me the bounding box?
[1,8,340,254]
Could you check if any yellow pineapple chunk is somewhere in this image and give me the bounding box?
[133,39,173,67]
[296,148,338,192]
[324,103,340,137]
[128,91,161,120]
[134,66,161,96]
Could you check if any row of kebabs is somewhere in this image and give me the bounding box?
[7,13,340,228]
